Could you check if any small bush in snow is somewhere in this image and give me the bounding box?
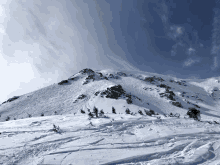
[88,112,94,119]
[41,113,44,116]
[81,109,85,114]
[174,113,180,118]
[52,124,60,133]
[126,96,132,104]
[163,114,168,117]
[138,110,143,115]
[125,108,131,114]
[144,109,152,116]
[14,118,16,120]
[28,114,32,118]
[5,116,10,121]
[112,107,116,114]
[100,110,104,114]
[93,106,99,117]
[149,109,155,115]
[54,111,57,115]
[99,110,105,117]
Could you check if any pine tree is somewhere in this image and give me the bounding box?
[112,107,116,114]
[138,110,143,115]
[88,112,94,119]
[93,106,98,117]
[125,108,130,114]
[100,110,104,114]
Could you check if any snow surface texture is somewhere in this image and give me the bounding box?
[1,68,220,164]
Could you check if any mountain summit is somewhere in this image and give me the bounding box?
[1,68,220,121]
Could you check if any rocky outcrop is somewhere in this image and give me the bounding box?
[73,94,87,103]
[159,89,176,101]
[2,96,20,104]
[169,79,187,86]
[79,68,95,75]
[100,85,126,99]
[117,72,127,77]
[83,75,95,85]
[58,80,68,85]
[157,84,171,90]
[144,76,164,83]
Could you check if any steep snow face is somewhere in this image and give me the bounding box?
[1,68,220,164]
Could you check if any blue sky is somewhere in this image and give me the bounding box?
[0,0,219,103]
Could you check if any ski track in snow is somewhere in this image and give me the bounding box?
[0,114,220,165]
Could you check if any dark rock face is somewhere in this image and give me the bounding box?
[157,84,171,90]
[97,72,103,77]
[58,80,68,85]
[187,108,201,120]
[144,76,164,83]
[94,91,100,96]
[77,94,87,99]
[169,79,187,86]
[79,68,95,75]
[117,72,127,77]
[68,77,79,81]
[107,74,119,79]
[172,101,182,108]
[83,75,95,85]
[73,94,87,103]
[101,85,125,99]
[159,89,175,101]
[2,96,20,104]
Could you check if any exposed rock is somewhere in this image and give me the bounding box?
[58,80,68,85]
[2,96,20,104]
[83,75,95,85]
[94,91,100,96]
[107,74,119,79]
[73,94,87,103]
[159,89,175,101]
[100,85,126,99]
[157,84,171,90]
[79,68,95,75]
[144,76,164,83]
[97,72,103,77]
[117,72,127,77]
[68,77,79,81]
[77,94,87,100]
[172,101,182,108]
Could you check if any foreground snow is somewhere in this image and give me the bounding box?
[1,113,220,165]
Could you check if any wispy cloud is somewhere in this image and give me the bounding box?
[186,47,196,56]
[211,56,218,70]
[183,58,200,67]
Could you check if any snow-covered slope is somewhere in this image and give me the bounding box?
[1,68,220,165]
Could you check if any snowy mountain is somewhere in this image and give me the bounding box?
[1,68,220,165]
